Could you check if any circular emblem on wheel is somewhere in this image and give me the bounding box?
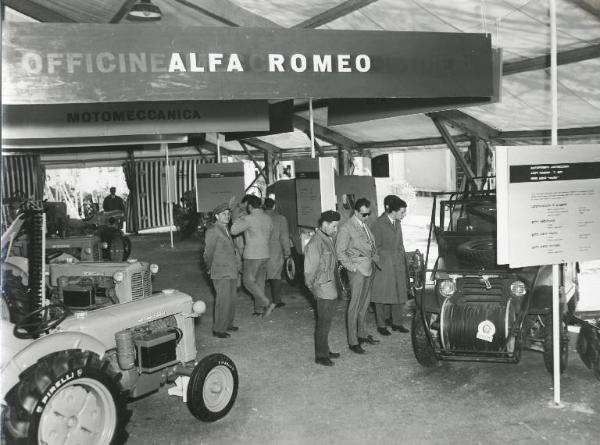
[476,320,496,342]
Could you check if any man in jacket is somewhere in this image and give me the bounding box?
[264,198,291,308]
[103,187,125,212]
[336,198,380,354]
[304,210,342,366]
[370,195,410,336]
[204,203,240,338]
[231,195,275,317]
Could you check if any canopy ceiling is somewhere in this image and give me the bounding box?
[3,0,600,159]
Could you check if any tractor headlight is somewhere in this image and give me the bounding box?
[192,300,206,315]
[510,280,527,297]
[84,247,92,255]
[101,242,109,249]
[150,264,159,274]
[113,271,124,283]
[438,279,456,298]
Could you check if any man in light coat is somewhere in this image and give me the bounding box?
[336,198,380,354]
[305,210,342,366]
[204,202,240,338]
[231,195,275,317]
[370,195,410,336]
[264,198,291,308]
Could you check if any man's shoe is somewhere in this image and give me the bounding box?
[227,326,239,332]
[391,324,409,333]
[328,352,341,359]
[275,302,286,308]
[349,344,366,354]
[213,332,231,338]
[263,303,276,318]
[315,357,335,366]
[377,327,391,336]
[358,335,380,345]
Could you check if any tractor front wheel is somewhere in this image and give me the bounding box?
[543,314,569,374]
[187,353,238,422]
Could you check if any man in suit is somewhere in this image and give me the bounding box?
[204,202,240,338]
[103,187,125,212]
[264,198,291,308]
[336,198,380,354]
[231,195,275,317]
[370,195,410,336]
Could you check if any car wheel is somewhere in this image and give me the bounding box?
[411,312,438,367]
[2,350,129,445]
[284,248,303,286]
[187,353,238,422]
[543,314,568,374]
[456,238,497,268]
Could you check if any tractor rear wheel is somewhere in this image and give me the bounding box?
[2,350,130,445]
[107,234,126,262]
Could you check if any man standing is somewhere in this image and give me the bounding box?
[204,203,240,338]
[370,195,410,336]
[305,211,342,366]
[264,198,291,308]
[103,187,125,212]
[231,195,275,317]
[336,198,380,354]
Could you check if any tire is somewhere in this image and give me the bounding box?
[411,312,438,367]
[456,238,497,268]
[107,234,126,262]
[284,247,303,286]
[542,315,568,374]
[576,323,600,381]
[1,269,30,325]
[122,236,132,261]
[2,350,129,445]
[187,353,238,422]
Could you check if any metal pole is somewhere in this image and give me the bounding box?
[164,143,174,249]
[309,98,316,159]
[217,133,221,163]
[550,0,561,407]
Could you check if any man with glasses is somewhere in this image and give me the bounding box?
[336,198,381,354]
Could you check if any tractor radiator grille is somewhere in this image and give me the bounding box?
[459,278,504,298]
[131,270,152,300]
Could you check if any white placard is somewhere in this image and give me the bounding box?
[496,144,600,267]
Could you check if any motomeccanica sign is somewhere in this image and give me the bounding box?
[2,23,494,104]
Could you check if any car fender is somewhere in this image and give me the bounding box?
[1,330,107,400]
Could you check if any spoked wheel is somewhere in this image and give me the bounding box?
[543,314,569,374]
[187,354,238,422]
[2,350,129,445]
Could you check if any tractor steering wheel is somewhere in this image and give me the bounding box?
[13,303,70,339]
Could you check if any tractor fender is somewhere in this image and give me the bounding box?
[1,329,107,399]
[2,256,29,285]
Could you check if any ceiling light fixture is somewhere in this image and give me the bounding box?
[126,0,162,22]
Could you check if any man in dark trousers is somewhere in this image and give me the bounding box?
[264,198,291,308]
[336,198,380,354]
[103,187,125,212]
[370,195,410,336]
[203,203,240,338]
[231,195,275,317]
[304,210,341,366]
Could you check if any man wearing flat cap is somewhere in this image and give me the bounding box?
[204,202,241,338]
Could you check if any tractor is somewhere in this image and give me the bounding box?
[1,205,239,444]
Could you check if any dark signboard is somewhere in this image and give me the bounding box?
[2,23,493,104]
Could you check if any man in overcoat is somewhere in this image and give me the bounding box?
[370,195,410,335]
[204,203,241,338]
[264,198,291,308]
[336,198,380,354]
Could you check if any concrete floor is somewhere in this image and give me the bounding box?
[124,232,599,445]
